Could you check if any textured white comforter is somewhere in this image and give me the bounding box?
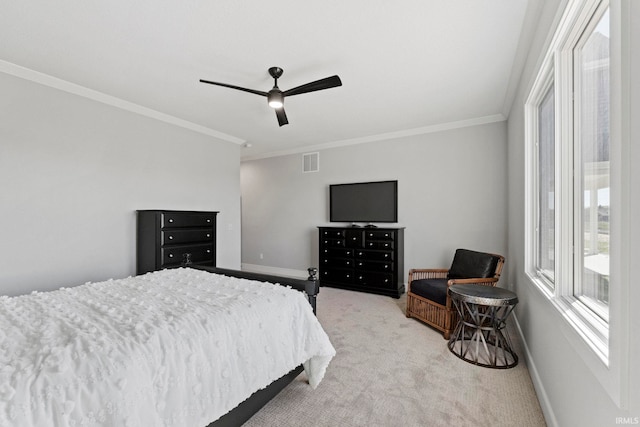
[0,268,335,426]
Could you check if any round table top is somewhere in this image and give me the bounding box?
[448,284,518,306]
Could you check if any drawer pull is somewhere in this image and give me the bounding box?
[206,234,211,238]
[168,253,174,258]
[168,218,174,223]
[168,235,174,240]
[206,249,211,253]
[206,219,211,223]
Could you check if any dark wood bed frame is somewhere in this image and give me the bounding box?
[192,266,320,427]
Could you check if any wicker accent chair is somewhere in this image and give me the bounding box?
[406,249,505,339]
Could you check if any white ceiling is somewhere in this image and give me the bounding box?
[1,0,534,159]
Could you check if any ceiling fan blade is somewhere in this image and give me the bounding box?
[283,75,342,97]
[199,79,268,97]
[275,108,289,127]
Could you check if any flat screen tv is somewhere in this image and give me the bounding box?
[329,180,398,223]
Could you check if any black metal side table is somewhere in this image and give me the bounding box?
[447,284,519,369]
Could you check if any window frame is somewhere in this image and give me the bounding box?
[571,6,611,321]
[525,0,610,361]
[525,69,557,295]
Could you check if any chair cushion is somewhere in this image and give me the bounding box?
[447,249,500,279]
[410,278,449,306]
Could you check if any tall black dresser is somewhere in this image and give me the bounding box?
[137,210,218,275]
[318,226,405,298]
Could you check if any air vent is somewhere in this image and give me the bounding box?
[302,152,319,173]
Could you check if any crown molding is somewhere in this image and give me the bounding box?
[0,60,245,145]
[241,114,506,161]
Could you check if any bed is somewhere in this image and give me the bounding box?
[0,266,335,426]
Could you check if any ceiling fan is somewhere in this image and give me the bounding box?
[200,67,342,127]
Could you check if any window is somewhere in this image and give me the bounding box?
[526,0,610,361]
[537,83,556,288]
[574,8,610,320]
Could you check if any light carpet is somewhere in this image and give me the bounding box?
[244,287,546,427]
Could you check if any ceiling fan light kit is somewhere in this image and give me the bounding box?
[200,67,342,127]
[267,90,284,109]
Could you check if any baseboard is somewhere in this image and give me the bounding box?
[241,263,308,280]
[512,313,558,427]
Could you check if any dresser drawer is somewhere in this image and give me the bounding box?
[161,243,214,266]
[355,272,395,288]
[321,229,346,238]
[321,248,354,258]
[321,257,355,269]
[365,241,394,250]
[345,230,364,248]
[365,230,395,241]
[322,238,346,248]
[355,260,394,272]
[161,229,213,245]
[321,268,354,284]
[161,212,215,228]
[355,250,394,261]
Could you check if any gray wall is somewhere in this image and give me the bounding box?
[0,72,242,296]
[240,120,508,281]
[506,0,640,426]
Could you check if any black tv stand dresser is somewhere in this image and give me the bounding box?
[318,226,405,298]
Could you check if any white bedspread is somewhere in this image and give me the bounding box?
[0,268,335,426]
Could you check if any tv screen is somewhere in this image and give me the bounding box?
[330,180,398,223]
